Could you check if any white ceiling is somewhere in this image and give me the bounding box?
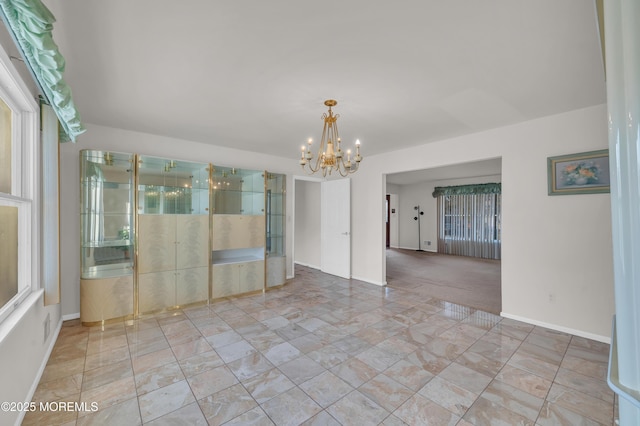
[44,1,605,164]
[386,158,502,186]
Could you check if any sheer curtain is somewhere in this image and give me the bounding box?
[434,183,501,259]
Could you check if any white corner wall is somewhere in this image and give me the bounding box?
[0,293,61,426]
[294,179,321,268]
[351,104,614,341]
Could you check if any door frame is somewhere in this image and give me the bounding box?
[386,194,390,248]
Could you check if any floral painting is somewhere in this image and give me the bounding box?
[548,150,610,195]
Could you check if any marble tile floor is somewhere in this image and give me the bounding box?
[25,266,617,425]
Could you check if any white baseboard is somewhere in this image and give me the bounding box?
[500,312,610,344]
[293,261,320,270]
[351,275,387,286]
[62,312,80,321]
[294,262,386,286]
[396,245,437,253]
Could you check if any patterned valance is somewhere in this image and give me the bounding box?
[432,182,501,198]
[0,0,85,141]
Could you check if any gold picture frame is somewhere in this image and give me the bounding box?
[547,149,610,195]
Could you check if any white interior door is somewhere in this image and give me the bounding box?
[321,179,351,278]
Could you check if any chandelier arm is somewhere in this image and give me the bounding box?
[306,119,328,173]
[337,163,349,177]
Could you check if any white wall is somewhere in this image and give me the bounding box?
[388,193,399,248]
[396,174,501,250]
[60,123,302,317]
[351,104,614,341]
[294,179,321,268]
[0,31,62,426]
[386,183,400,194]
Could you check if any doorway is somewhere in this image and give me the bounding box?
[386,194,390,248]
[293,177,352,278]
[385,158,502,313]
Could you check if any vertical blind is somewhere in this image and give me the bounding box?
[434,183,501,259]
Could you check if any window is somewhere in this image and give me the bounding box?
[0,205,18,308]
[436,186,501,260]
[0,97,10,193]
[0,46,39,324]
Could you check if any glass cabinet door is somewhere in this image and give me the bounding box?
[80,150,135,279]
[137,157,209,215]
[266,172,286,287]
[211,166,264,215]
[266,172,285,257]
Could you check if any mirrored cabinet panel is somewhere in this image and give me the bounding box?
[79,150,286,325]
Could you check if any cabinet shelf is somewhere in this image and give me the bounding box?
[212,255,264,265]
[82,239,132,248]
[212,248,265,265]
[82,264,133,279]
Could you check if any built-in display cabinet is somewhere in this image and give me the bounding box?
[211,166,266,298]
[80,150,135,323]
[79,150,286,324]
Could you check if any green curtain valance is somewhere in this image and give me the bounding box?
[0,0,85,142]
[432,182,501,198]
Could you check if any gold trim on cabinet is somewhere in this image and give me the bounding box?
[137,300,209,318]
[82,314,135,328]
[211,288,264,303]
[133,154,140,318]
[208,163,214,302]
[263,170,268,293]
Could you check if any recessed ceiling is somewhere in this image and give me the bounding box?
[44,0,605,159]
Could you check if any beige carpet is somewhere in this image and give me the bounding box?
[386,248,501,314]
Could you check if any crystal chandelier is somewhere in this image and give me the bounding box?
[299,100,362,177]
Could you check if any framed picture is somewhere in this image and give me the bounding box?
[547,149,610,195]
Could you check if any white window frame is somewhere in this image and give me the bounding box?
[0,41,40,325]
